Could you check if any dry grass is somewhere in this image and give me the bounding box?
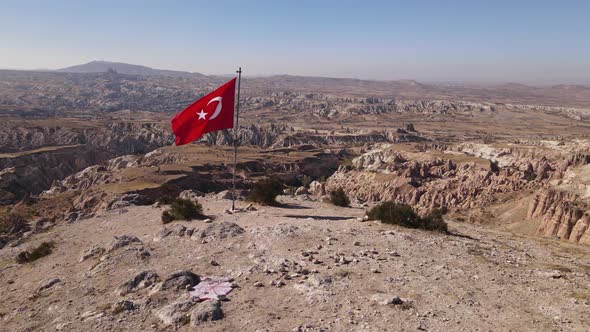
[571,291,590,302]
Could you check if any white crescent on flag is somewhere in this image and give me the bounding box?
[208,97,223,120]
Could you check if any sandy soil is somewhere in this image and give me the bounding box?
[1,196,589,332]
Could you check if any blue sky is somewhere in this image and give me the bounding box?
[1,0,589,84]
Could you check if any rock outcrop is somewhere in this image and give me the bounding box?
[327,144,549,214]
[528,189,590,244]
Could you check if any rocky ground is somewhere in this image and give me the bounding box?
[1,195,589,332]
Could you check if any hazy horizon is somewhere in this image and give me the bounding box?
[1,0,589,85]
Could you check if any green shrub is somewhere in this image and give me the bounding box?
[171,198,203,219]
[161,210,174,224]
[302,175,312,189]
[158,195,175,205]
[248,178,283,206]
[162,198,204,223]
[367,202,448,233]
[329,188,350,207]
[287,186,297,197]
[420,209,449,233]
[367,202,419,228]
[0,214,29,235]
[16,241,54,264]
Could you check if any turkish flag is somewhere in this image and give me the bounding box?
[171,78,236,145]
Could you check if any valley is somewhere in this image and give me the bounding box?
[1,66,589,331]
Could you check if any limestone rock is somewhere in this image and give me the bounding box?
[192,222,245,241]
[156,298,195,326]
[107,235,142,252]
[308,181,326,196]
[153,224,195,242]
[161,270,200,291]
[190,300,223,326]
[179,190,205,203]
[217,190,234,200]
[31,217,55,232]
[36,278,63,293]
[295,187,308,196]
[108,193,153,210]
[116,271,159,296]
[112,300,137,314]
[79,246,106,263]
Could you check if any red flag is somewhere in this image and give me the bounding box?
[171,78,236,145]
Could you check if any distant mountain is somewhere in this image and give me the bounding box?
[57,61,206,78]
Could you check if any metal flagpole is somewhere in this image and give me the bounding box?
[232,67,242,211]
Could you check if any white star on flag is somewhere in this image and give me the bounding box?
[197,110,207,120]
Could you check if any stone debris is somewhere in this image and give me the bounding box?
[116,271,159,296]
[308,181,326,196]
[217,190,234,200]
[371,294,407,306]
[192,222,245,241]
[112,300,137,314]
[32,217,55,232]
[156,298,195,326]
[78,246,106,262]
[106,235,142,252]
[108,193,153,210]
[35,278,63,293]
[252,224,301,238]
[295,186,308,196]
[161,270,200,291]
[156,297,224,327]
[81,310,105,321]
[190,300,224,326]
[153,224,195,242]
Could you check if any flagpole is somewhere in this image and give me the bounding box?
[232,67,242,211]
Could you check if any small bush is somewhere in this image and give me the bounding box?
[249,178,283,206]
[171,198,203,219]
[287,186,297,197]
[367,202,448,233]
[158,195,175,205]
[16,241,54,264]
[0,214,30,235]
[161,198,204,223]
[329,188,350,207]
[302,175,313,189]
[367,202,418,227]
[490,160,500,175]
[420,209,449,233]
[161,210,174,224]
